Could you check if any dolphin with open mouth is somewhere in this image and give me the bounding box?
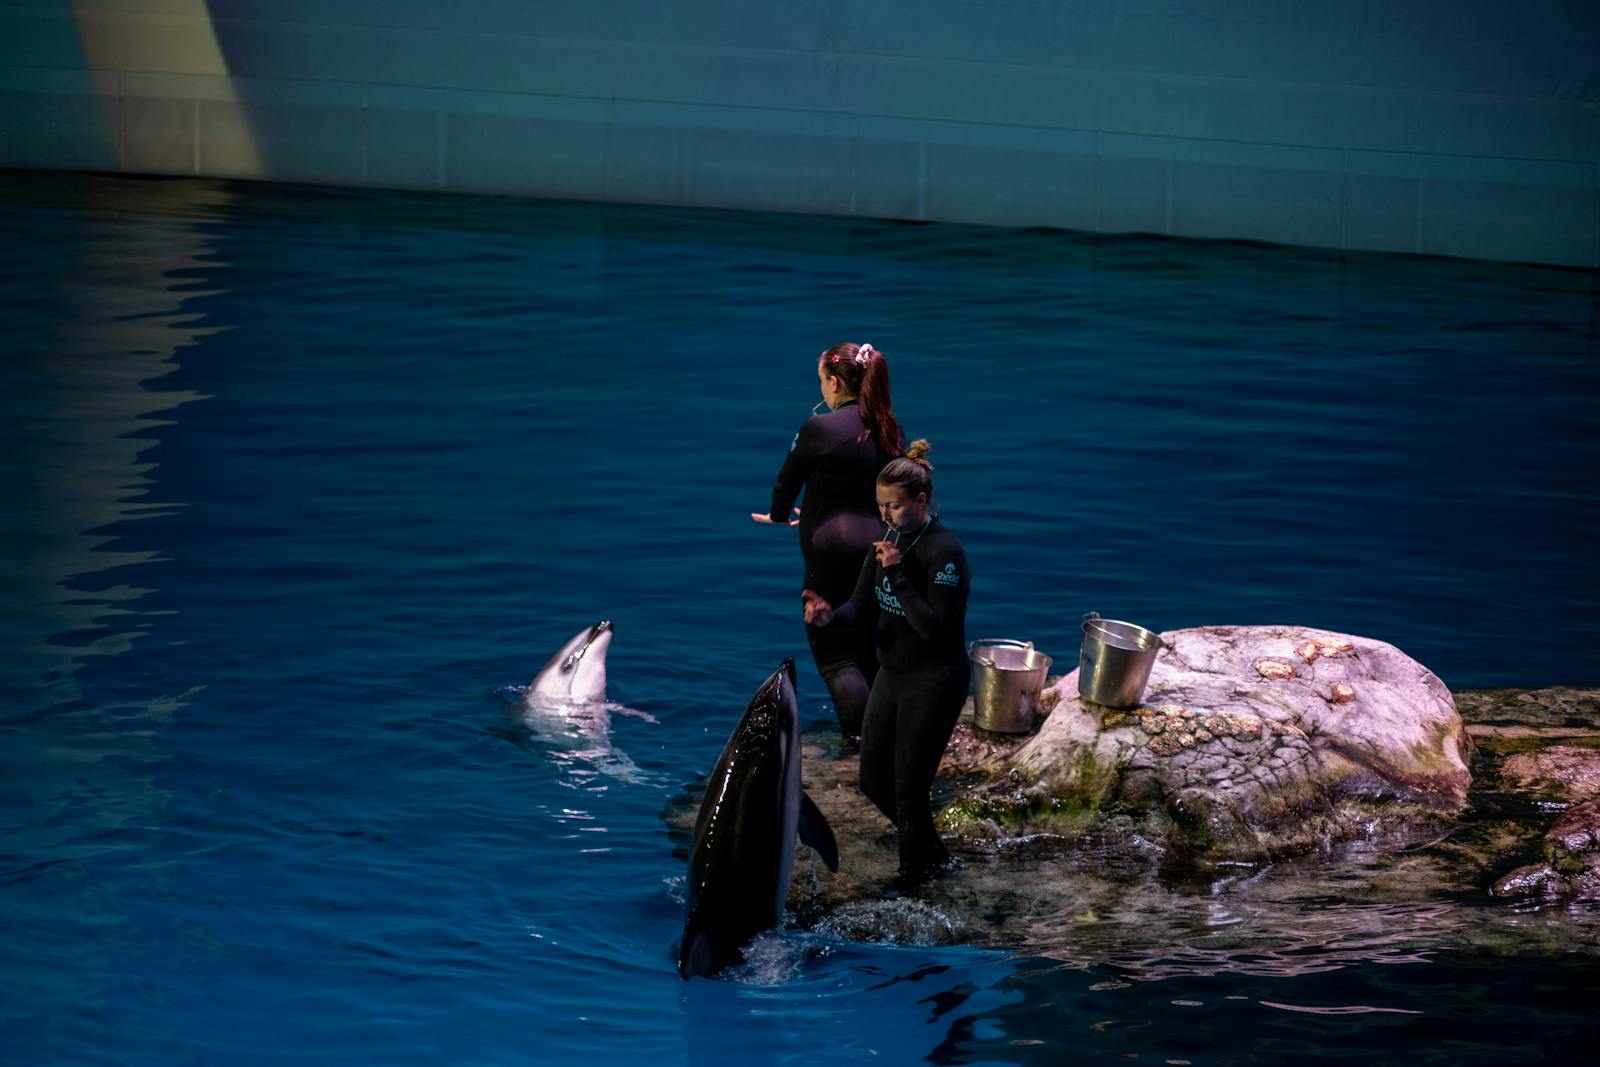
[519,620,653,783]
[678,659,839,979]
[528,619,613,703]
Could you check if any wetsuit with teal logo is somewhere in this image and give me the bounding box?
[826,518,971,882]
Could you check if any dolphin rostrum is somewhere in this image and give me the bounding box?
[519,619,651,782]
[677,659,839,979]
[528,620,612,703]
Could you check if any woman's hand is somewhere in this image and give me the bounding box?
[801,589,834,627]
[751,507,801,527]
[873,539,902,568]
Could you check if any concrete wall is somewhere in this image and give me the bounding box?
[2,1,1597,266]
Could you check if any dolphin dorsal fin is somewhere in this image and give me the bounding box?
[798,790,839,872]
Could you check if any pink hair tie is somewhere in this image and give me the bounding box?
[856,343,875,365]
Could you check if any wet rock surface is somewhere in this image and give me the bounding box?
[1459,689,1600,905]
[1455,686,1600,735]
[939,626,1471,864]
[1546,799,1600,862]
[1490,798,1600,902]
[1498,746,1600,805]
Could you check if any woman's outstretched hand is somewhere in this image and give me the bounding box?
[801,589,834,627]
[751,507,801,527]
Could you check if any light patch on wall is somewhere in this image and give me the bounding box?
[70,0,262,176]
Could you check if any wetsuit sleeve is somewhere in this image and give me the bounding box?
[884,542,967,645]
[827,550,877,628]
[769,419,822,522]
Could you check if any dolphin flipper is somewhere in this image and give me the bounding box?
[679,926,716,980]
[798,790,839,872]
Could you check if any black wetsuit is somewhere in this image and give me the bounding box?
[827,518,971,881]
[770,401,898,737]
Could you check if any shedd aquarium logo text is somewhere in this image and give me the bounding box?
[876,577,905,616]
[934,563,960,586]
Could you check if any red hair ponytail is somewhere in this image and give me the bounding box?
[819,342,903,456]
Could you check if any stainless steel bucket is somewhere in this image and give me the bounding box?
[1077,612,1162,708]
[969,639,1053,733]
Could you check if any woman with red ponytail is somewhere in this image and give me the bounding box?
[754,342,905,742]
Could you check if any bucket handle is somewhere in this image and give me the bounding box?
[1082,611,1170,652]
[969,638,1033,668]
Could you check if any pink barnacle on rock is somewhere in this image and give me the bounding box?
[1329,682,1357,704]
[1296,641,1320,661]
[1254,659,1296,681]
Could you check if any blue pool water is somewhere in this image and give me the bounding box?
[2,169,1596,1065]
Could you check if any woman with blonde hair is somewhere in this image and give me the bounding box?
[801,440,971,885]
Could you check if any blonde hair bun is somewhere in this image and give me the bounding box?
[904,439,933,469]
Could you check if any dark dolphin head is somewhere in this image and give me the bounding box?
[732,658,798,748]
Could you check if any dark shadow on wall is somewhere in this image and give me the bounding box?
[0,2,117,171]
